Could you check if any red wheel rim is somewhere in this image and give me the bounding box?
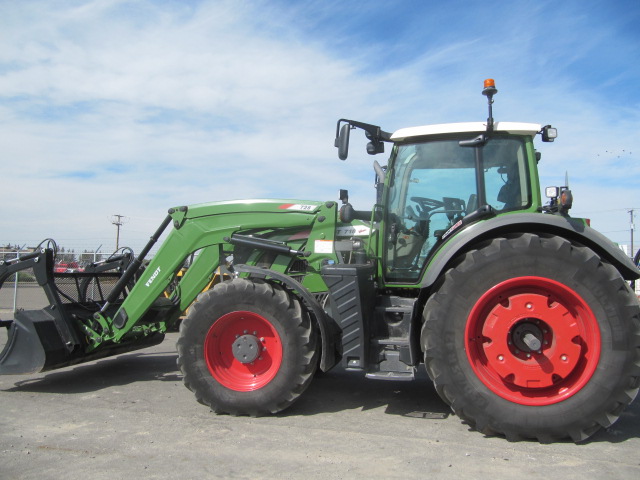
[204,311,283,392]
[465,276,601,406]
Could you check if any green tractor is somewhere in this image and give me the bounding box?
[1,79,639,442]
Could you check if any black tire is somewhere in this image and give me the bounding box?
[421,233,640,442]
[177,278,318,415]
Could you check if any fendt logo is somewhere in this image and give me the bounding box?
[145,267,161,287]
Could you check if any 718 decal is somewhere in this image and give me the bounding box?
[279,204,317,212]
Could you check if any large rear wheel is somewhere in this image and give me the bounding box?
[422,233,640,442]
[177,278,318,415]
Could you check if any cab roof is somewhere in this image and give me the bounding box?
[390,121,542,142]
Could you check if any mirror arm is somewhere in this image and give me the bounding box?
[335,119,392,160]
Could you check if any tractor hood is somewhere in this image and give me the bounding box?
[174,199,326,220]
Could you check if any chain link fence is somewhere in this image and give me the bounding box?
[0,248,116,318]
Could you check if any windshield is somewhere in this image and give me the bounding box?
[385,135,530,282]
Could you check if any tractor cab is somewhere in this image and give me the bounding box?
[383,122,542,282]
[335,80,558,283]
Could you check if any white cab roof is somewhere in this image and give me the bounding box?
[391,122,542,141]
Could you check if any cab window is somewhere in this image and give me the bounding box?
[384,135,530,282]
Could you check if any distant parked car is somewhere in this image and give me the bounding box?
[54,262,84,273]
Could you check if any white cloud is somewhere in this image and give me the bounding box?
[0,0,639,255]
[0,0,376,250]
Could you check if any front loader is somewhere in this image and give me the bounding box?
[2,79,639,442]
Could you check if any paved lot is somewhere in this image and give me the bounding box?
[1,331,639,480]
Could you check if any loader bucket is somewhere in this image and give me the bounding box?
[0,246,166,375]
[0,310,48,374]
[0,308,166,375]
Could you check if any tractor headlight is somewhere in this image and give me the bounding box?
[545,186,559,198]
[541,125,557,142]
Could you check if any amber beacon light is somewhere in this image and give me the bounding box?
[482,78,498,131]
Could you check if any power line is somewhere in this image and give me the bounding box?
[571,207,640,215]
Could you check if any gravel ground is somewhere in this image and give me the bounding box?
[1,332,639,480]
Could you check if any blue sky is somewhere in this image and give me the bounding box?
[1,0,639,255]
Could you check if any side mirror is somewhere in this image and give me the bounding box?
[336,123,351,160]
[335,118,391,160]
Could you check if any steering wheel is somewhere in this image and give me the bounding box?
[411,196,444,215]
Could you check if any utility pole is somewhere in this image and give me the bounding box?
[111,215,127,250]
[629,209,635,259]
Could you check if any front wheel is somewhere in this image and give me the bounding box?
[422,233,640,442]
[177,278,318,415]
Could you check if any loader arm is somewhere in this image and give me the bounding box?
[1,199,339,374]
[97,199,338,344]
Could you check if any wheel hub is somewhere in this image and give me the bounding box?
[510,321,544,353]
[232,334,261,364]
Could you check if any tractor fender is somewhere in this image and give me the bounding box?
[233,264,341,372]
[422,212,640,288]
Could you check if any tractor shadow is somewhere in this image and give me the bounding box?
[283,368,640,444]
[4,344,449,421]
[3,349,182,394]
[286,366,451,420]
